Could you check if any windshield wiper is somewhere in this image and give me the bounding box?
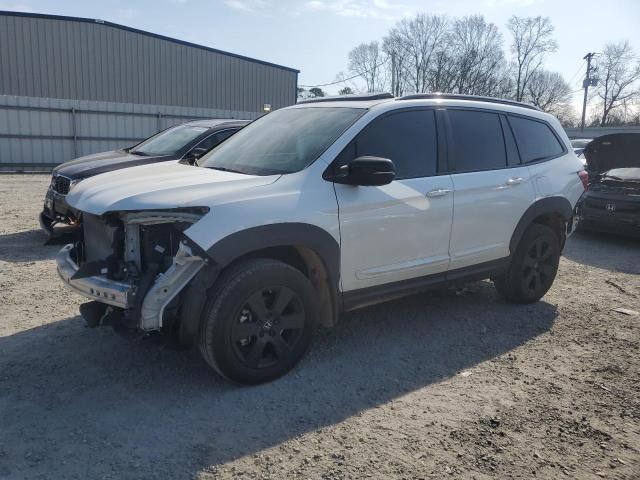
[129,151,150,156]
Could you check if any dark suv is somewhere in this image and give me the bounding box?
[578,133,640,236]
[40,119,249,234]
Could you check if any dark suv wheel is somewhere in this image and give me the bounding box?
[493,223,560,303]
[198,258,317,384]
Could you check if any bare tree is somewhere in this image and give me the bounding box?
[333,71,361,94]
[388,14,448,94]
[507,16,557,102]
[446,15,506,96]
[526,70,572,111]
[382,31,409,96]
[347,41,384,93]
[596,41,640,126]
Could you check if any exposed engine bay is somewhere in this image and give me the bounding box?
[58,208,208,332]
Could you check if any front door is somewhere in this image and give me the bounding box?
[331,109,454,293]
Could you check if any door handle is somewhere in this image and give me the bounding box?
[426,188,451,198]
[505,177,525,186]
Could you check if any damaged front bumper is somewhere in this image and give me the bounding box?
[56,241,206,330]
[57,244,132,308]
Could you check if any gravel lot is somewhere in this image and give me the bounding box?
[0,174,639,480]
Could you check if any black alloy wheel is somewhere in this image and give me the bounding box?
[520,236,556,297]
[493,223,560,303]
[199,258,317,384]
[231,286,306,369]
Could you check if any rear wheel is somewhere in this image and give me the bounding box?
[493,223,560,303]
[198,258,317,385]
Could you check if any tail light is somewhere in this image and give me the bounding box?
[578,170,588,191]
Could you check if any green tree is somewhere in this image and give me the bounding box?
[338,86,354,95]
[309,87,326,98]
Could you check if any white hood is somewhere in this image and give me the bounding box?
[66,161,280,215]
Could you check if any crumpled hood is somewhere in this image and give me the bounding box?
[585,133,640,174]
[53,149,173,179]
[66,161,280,215]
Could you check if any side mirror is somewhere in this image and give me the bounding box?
[328,156,396,186]
[183,147,209,165]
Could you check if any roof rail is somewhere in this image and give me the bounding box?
[297,92,394,104]
[397,93,542,111]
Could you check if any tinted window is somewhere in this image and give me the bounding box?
[448,110,506,172]
[339,110,438,180]
[195,129,237,152]
[509,116,564,163]
[130,124,209,156]
[200,107,364,175]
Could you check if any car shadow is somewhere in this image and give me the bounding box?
[564,229,640,274]
[0,282,557,479]
[0,224,76,262]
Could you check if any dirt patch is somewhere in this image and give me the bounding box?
[0,174,639,479]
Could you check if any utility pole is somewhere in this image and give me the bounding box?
[580,52,597,132]
[391,51,396,97]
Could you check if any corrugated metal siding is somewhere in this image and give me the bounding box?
[0,12,298,111]
[0,94,259,170]
[565,126,640,139]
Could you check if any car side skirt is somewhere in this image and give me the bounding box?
[342,257,509,312]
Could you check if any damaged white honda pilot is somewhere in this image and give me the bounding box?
[57,93,586,384]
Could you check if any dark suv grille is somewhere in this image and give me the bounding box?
[52,175,71,195]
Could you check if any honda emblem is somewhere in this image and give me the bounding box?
[605,203,616,212]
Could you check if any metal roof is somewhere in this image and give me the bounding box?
[0,10,299,73]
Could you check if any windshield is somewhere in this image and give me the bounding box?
[130,125,209,156]
[199,107,365,175]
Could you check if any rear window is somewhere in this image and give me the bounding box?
[448,110,507,172]
[508,116,564,163]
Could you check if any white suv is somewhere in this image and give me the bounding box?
[57,93,587,384]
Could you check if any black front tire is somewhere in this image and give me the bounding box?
[198,258,317,385]
[493,223,560,303]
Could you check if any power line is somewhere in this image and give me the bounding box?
[567,59,586,86]
[299,58,389,88]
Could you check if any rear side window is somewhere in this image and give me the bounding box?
[448,110,507,172]
[508,116,564,163]
[196,129,237,152]
[339,110,437,179]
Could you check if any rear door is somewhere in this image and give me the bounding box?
[446,108,535,270]
[507,114,574,202]
[332,108,454,292]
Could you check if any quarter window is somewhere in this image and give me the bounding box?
[339,110,438,179]
[508,116,564,163]
[448,110,507,172]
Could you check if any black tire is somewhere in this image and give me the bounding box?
[493,223,560,304]
[198,258,317,385]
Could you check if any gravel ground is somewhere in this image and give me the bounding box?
[0,174,639,480]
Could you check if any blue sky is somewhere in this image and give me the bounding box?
[1,0,639,106]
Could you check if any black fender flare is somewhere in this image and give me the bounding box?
[178,223,340,347]
[509,196,573,254]
[204,223,340,287]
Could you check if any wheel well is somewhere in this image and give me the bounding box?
[226,245,338,328]
[532,213,567,249]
